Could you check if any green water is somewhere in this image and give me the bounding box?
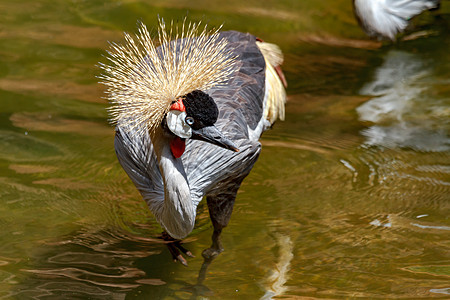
[0,0,449,299]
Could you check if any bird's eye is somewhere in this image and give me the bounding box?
[185,116,195,126]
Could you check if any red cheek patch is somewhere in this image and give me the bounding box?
[170,136,186,158]
[170,98,186,112]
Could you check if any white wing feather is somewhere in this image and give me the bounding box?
[354,0,440,40]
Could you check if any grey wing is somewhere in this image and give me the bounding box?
[116,125,261,210]
[184,139,261,206]
[185,31,266,203]
[212,30,267,137]
[114,126,165,213]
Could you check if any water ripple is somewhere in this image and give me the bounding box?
[7,228,173,299]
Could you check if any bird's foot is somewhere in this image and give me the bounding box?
[161,232,194,266]
[202,228,224,260]
[201,246,223,260]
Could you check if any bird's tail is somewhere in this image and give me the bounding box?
[256,41,287,125]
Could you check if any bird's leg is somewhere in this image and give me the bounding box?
[210,228,223,252]
[161,231,194,266]
[202,193,238,259]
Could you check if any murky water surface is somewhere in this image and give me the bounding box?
[0,1,449,299]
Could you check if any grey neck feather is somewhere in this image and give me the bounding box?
[151,127,196,239]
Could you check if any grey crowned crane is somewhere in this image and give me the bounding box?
[100,20,287,265]
[353,0,441,41]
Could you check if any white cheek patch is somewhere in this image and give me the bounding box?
[166,110,192,138]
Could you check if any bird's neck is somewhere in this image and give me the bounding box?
[151,127,196,239]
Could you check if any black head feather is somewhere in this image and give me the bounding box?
[182,90,219,127]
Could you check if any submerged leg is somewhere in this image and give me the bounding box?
[161,231,195,266]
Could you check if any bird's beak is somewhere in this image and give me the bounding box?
[191,125,239,152]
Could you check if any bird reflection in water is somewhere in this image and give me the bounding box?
[357,49,449,152]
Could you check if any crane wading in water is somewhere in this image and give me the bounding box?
[100,19,287,265]
[353,0,441,41]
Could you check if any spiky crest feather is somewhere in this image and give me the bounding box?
[99,19,237,137]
